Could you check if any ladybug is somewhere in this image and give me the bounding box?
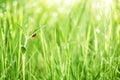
[31,33,36,38]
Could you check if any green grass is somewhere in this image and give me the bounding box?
[0,0,120,80]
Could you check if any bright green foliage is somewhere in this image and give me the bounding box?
[0,0,120,80]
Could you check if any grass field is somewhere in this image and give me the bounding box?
[0,0,120,80]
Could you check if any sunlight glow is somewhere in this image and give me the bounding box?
[104,0,112,16]
[13,1,18,7]
[64,0,76,6]
[46,0,76,6]
[105,0,112,7]
[92,0,113,19]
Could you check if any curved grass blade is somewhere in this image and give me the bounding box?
[29,25,46,36]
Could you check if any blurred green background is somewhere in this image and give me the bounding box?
[0,0,120,80]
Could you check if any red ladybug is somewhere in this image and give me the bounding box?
[31,33,36,38]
